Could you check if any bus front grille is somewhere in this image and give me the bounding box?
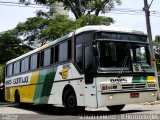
[122,83,146,89]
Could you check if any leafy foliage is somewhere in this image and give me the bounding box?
[155,35,160,43]
[14,13,114,47]
[20,0,121,19]
[0,65,4,82]
[0,32,29,64]
[76,15,114,27]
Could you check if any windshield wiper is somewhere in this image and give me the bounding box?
[117,56,129,77]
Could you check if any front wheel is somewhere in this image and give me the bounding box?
[63,89,85,114]
[107,105,125,112]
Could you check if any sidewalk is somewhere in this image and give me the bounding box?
[0,102,7,105]
[143,100,160,105]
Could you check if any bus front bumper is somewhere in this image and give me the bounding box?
[97,88,158,107]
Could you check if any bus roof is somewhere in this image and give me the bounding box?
[6,25,147,64]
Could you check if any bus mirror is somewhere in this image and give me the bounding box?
[93,45,98,56]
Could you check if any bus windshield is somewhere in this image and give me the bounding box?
[96,41,153,72]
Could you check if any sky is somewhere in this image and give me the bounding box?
[0,0,160,39]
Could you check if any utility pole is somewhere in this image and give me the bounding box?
[143,0,160,99]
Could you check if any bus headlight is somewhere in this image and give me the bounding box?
[101,84,117,91]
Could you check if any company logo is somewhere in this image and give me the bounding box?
[110,78,127,83]
[59,65,70,79]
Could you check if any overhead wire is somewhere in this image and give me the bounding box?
[0,1,160,17]
[0,1,48,9]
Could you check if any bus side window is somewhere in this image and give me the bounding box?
[30,54,38,70]
[13,61,20,74]
[6,64,13,76]
[84,45,94,84]
[17,61,20,74]
[51,47,55,64]
[13,63,16,74]
[59,41,68,62]
[44,49,51,66]
[76,44,83,71]
[75,32,93,73]
[24,57,29,72]
[40,51,44,67]
[55,45,59,63]
[21,59,25,72]
[68,40,72,60]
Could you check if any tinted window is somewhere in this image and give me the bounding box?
[68,40,72,59]
[21,59,25,72]
[14,61,20,74]
[84,45,94,84]
[44,49,51,66]
[6,64,13,76]
[85,46,93,71]
[40,51,44,67]
[55,45,59,63]
[59,42,68,62]
[76,32,92,45]
[24,57,29,71]
[95,32,147,42]
[13,63,16,74]
[76,44,83,70]
[51,47,55,64]
[30,54,38,70]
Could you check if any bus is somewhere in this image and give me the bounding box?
[5,25,158,114]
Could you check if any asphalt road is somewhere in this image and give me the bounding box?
[0,102,160,120]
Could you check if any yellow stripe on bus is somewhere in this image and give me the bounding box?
[147,76,155,83]
[22,71,40,102]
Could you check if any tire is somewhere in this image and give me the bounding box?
[63,89,85,114]
[107,105,125,112]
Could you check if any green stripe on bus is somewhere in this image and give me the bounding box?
[33,69,47,104]
[132,76,147,83]
[40,67,57,104]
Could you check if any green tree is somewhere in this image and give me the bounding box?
[20,0,121,19]
[76,15,113,27]
[0,32,29,64]
[155,35,160,43]
[0,32,31,82]
[0,65,5,83]
[15,13,114,46]
[16,16,49,46]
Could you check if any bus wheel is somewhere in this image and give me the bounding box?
[107,105,125,112]
[63,89,84,114]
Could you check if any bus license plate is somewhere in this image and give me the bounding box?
[130,93,139,98]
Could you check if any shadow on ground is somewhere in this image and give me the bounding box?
[4,103,151,116]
